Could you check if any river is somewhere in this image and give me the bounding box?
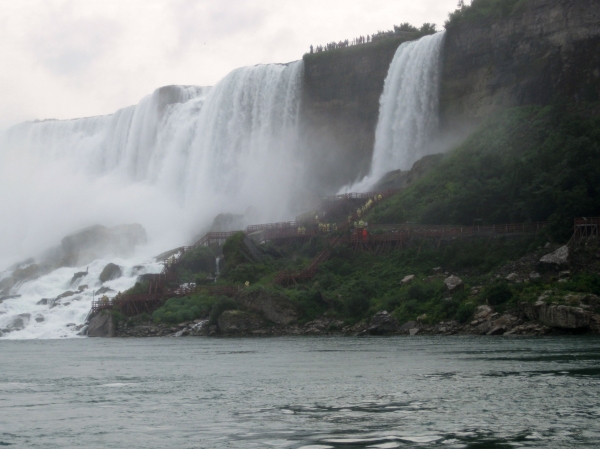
[1,336,599,448]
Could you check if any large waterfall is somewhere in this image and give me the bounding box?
[0,61,304,339]
[346,31,446,191]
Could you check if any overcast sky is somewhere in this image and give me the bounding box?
[0,0,459,128]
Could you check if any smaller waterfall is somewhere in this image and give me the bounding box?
[344,32,445,191]
[215,256,221,281]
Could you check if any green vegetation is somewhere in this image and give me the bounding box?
[152,294,223,324]
[446,0,528,28]
[176,246,218,283]
[368,105,600,241]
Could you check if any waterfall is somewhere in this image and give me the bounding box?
[345,32,446,191]
[0,61,304,339]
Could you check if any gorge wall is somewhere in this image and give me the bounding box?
[301,33,419,191]
[301,0,600,186]
[440,0,600,130]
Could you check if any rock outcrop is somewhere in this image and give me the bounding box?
[522,301,593,329]
[99,263,122,283]
[368,310,399,335]
[540,245,570,268]
[441,0,600,130]
[237,288,300,325]
[87,311,114,338]
[218,310,265,334]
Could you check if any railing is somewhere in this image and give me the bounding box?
[245,221,298,233]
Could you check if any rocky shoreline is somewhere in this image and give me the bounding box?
[91,296,600,338]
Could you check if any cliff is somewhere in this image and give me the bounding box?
[440,0,600,130]
[301,0,600,186]
[301,33,419,191]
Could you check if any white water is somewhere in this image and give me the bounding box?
[345,32,446,191]
[0,61,304,338]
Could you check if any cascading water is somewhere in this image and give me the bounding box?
[345,31,446,191]
[0,61,304,339]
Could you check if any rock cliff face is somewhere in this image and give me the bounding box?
[301,34,418,190]
[300,0,600,184]
[440,0,600,130]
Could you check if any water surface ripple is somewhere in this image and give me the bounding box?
[1,336,599,448]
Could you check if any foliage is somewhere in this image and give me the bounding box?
[484,282,513,306]
[368,105,600,241]
[446,0,526,28]
[176,246,217,282]
[152,294,219,324]
[123,281,149,296]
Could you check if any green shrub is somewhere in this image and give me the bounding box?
[152,294,218,324]
[485,282,513,306]
[456,302,476,323]
[344,293,371,318]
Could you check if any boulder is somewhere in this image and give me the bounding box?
[0,294,21,303]
[409,328,420,336]
[238,288,300,325]
[87,311,114,337]
[217,310,265,334]
[540,245,569,268]
[1,313,31,332]
[99,263,122,283]
[487,326,506,336]
[401,275,415,285]
[529,272,541,281]
[95,286,114,295]
[399,321,419,332]
[70,270,88,285]
[444,275,464,293]
[474,305,493,320]
[56,291,76,300]
[521,301,593,329]
[505,273,519,282]
[368,311,399,335]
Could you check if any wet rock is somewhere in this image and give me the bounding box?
[444,275,464,293]
[34,314,44,323]
[521,301,593,329]
[540,245,569,268]
[56,291,76,300]
[78,284,88,292]
[70,270,88,285]
[409,328,420,336]
[401,275,415,285]
[0,294,21,303]
[88,311,114,337]
[487,326,506,335]
[368,311,399,335]
[3,313,31,331]
[99,263,122,283]
[37,298,50,305]
[218,310,265,334]
[66,323,76,327]
[95,286,114,295]
[238,288,300,325]
[474,305,493,321]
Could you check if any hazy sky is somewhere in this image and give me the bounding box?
[0,0,458,128]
